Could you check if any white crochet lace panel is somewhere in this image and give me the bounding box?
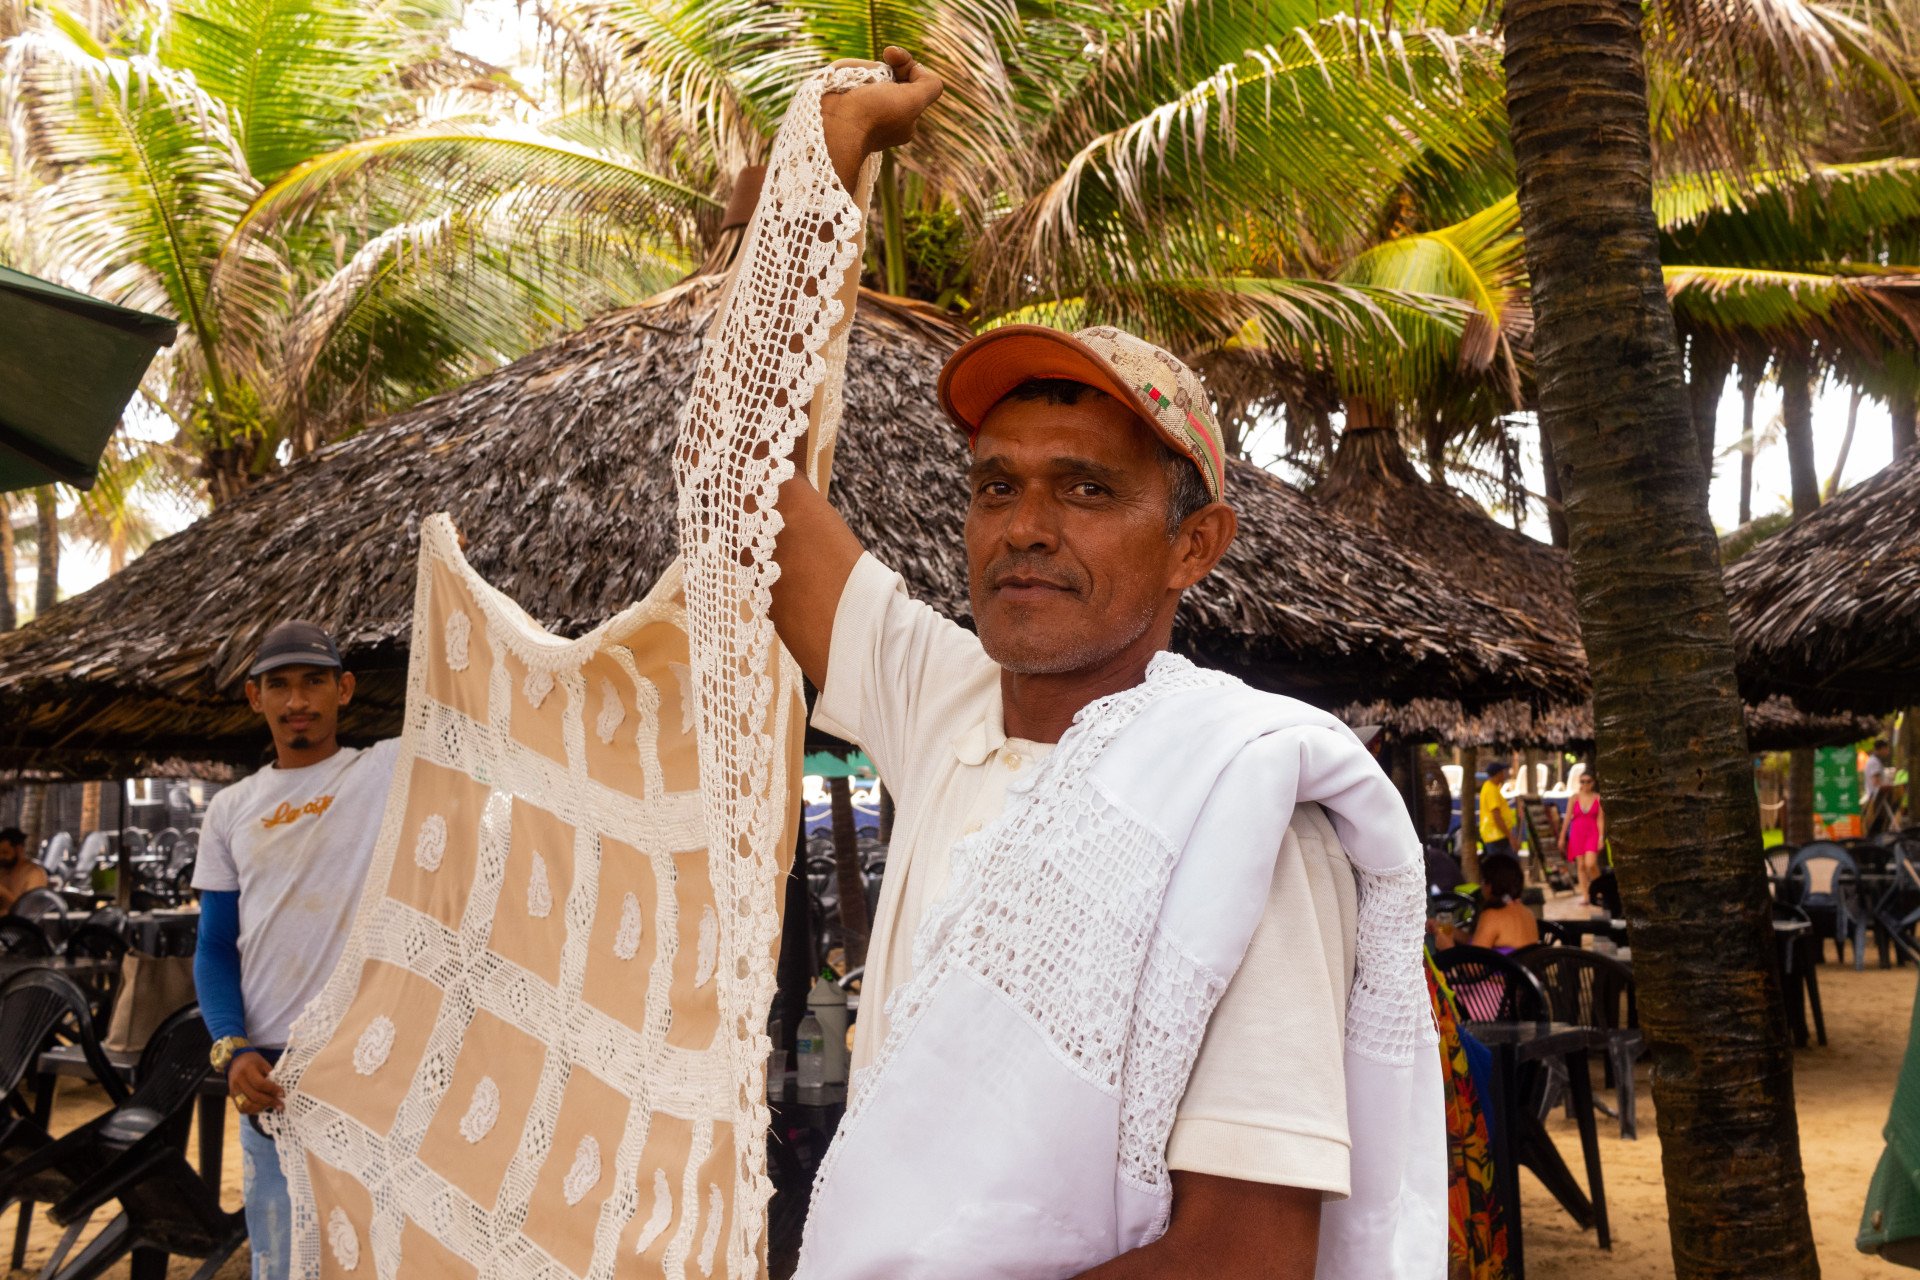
[809,656,1232,1261]
[809,653,1436,1261]
[271,64,881,1280]
[444,610,472,672]
[528,850,554,918]
[698,1183,726,1275]
[563,1136,603,1206]
[412,814,446,872]
[669,663,696,735]
[1348,861,1438,1063]
[327,1207,360,1272]
[595,677,625,745]
[613,892,644,961]
[459,1076,501,1143]
[634,1168,673,1255]
[352,1017,394,1076]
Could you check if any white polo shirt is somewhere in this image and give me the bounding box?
[813,553,1359,1195]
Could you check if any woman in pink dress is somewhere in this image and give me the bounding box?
[1563,769,1606,902]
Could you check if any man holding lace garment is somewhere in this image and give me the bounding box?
[701,49,1446,1278]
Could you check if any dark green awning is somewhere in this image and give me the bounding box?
[0,265,177,491]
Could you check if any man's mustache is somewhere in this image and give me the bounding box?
[985,554,1086,593]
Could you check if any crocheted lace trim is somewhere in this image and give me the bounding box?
[270,65,882,1279]
[806,653,1436,1256]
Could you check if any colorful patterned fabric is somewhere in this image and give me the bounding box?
[935,323,1228,502]
[1430,959,1511,1280]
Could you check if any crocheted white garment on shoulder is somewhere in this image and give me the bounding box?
[269,65,885,1279]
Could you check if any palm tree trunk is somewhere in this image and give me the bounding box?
[1894,386,1917,461]
[80,781,102,839]
[1906,710,1920,826]
[1457,744,1481,881]
[0,495,15,632]
[33,487,57,616]
[1785,750,1815,844]
[1778,353,1818,518]
[1538,421,1569,548]
[827,777,869,972]
[1502,4,1818,1276]
[1823,387,1863,500]
[18,784,45,851]
[1687,335,1732,484]
[1423,412,1447,483]
[1737,365,1760,526]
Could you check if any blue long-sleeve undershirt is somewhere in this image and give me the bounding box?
[194,890,248,1043]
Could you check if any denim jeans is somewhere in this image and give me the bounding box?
[239,1117,291,1279]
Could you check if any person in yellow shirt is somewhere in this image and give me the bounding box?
[1478,758,1517,858]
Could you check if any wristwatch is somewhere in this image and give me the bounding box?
[210,1035,252,1071]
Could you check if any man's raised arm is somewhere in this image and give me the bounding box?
[755,48,943,688]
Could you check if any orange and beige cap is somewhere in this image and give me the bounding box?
[936,324,1228,503]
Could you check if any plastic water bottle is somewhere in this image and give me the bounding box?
[796,1011,826,1101]
[806,969,850,1087]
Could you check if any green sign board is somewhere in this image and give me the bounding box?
[1813,746,1860,822]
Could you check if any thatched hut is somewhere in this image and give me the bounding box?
[1317,423,1587,755]
[1727,448,1920,714]
[1317,424,1876,752]
[0,280,1587,776]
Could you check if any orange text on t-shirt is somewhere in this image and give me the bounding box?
[261,795,335,829]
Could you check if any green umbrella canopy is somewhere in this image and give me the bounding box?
[0,265,176,491]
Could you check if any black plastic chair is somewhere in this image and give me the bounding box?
[0,970,129,1270]
[3,1004,241,1280]
[1518,946,1643,1138]
[61,924,130,1034]
[1433,945,1550,1024]
[1436,946,1602,1237]
[80,907,131,942]
[0,918,53,958]
[1773,901,1827,1048]
[1536,918,1579,948]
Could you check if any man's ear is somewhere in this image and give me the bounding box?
[1170,502,1237,591]
[244,679,263,714]
[338,671,356,706]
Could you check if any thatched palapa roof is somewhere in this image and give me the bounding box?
[1317,424,1879,749]
[0,281,1588,776]
[1727,447,1920,714]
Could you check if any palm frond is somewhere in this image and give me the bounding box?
[1339,195,1527,388]
[8,20,256,412]
[1644,0,1919,176]
[1666,263,1920,352]
[159,0,446,186]
[1657,158,1920,266]
[982,13,1508,311]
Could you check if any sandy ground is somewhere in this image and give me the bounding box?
[5,944,1912,1278]
[1526,921,1914,1279]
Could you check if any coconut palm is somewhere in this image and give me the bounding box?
[3,0,700,500]
[1501,0,1920,1273]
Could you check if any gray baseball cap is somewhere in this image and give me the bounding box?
[248,620,343,677]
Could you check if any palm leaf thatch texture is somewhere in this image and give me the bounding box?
[0,280,1586,777]
[1336,694,1877,751]
[1727,445,1920,713]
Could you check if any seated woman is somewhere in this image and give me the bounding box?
[1434,853,1540,954]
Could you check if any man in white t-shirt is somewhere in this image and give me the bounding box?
[191,621,398,1279]
[758,53,1356,1278]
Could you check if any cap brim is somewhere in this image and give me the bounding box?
[937,325,1184,458]
[248,652,343,677]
